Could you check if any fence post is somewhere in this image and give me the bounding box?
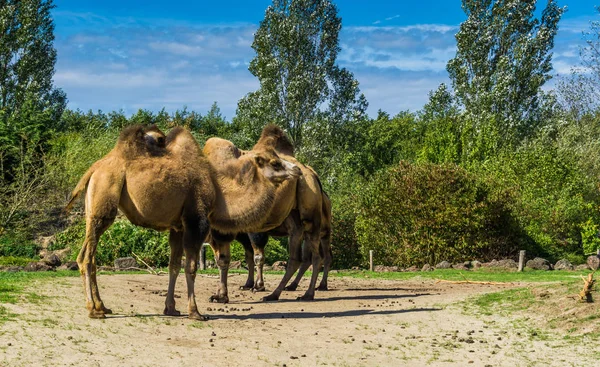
[369,250,373,272]
[199,243,207,270]
[518,250,526,272]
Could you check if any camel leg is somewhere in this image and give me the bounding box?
[262,225,303,301]
[164,229,183,316]
[78,214,116,318]
[182,219,209,321]
[317,238,333,291]
[249,233,269,292]
[285,242,312,291]
[298,235,322,301]
[209,230,233,303]
[236,234,255,290]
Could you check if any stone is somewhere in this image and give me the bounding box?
[42,253,61,267]
[374,265,399,272]
[35,235,55,249]
[471,261,482,269]
[271,261,287,271]
[526,257,552,271]
[57,261,79,271]
[404,266,419,272]
[421,264,434,272]
[0,266,23,272]
[24,262,53,272]
[229,260,242,269]
[114,257,138,270]
[553,259,574,271]
[576,264,591,271]
[453,262,470,271]
[587,255,600,271]
[435,261,452,269]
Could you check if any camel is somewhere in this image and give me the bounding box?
[65,124,301,319]
[237,171,333,294]
[202,125,327,302]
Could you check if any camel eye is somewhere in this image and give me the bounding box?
[270,159,282,169]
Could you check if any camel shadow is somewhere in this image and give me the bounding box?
[244,292,434,304]
[210,307,441,320]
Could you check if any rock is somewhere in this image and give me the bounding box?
[483,259,518,270]
[24,262,53,272]
[35,235,55,249]
[435,261,452,269]
[404,266,419,272]
[554,259,574,271]
[114,257,138,270]
[54,248,71,261]
[587,255,600,271]
[271,261,287,271]
[576,264,591,271]
[453,262,470,271]
[526,257,552,271]
[263,265,273,271]
[421,264,434,272]
[57,261,79,271]
[229,260,242,269]
[471,261,482,269]
[206,260,216,269]
[42,253,61,267]
[351,266,361,271]
[374,265,399,272]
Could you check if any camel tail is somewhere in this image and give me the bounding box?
[64,164,97,214]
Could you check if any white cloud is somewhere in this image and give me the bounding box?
[148,41,203,56]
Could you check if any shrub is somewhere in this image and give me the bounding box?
[0,233,40,259]
[355,161,520,267]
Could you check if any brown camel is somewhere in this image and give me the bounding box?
[66,124,301,319]
[238,169,333,293]
[202,125,326,302]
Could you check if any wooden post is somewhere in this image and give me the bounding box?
[369,250,373,272]
[518,250,526,272]
[199,243,207,270]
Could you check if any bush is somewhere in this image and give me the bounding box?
[355,161,520,267]
[0,233,40,259]
[55,220,170,267]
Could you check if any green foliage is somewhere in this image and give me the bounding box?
[236,0,367,150]
[55,220,170,267]
[0,256,36,266]
[447,0,564,149]
[0,233,40,258]
[581,219,600,255]
[356,162,520,267]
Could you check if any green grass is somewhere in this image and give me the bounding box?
[0,256,37,266]
[468,287,535,316]
[0,270,79,304]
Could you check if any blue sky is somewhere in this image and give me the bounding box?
[51,1,599,120]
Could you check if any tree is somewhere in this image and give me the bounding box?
[235,0,367,150]
[557,6,600,118]
[0,0,66,180]
[447,0,564,150]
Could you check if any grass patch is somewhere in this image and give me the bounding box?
[0,256,37,266]
[469,288,535,316]
[0,270,79,305]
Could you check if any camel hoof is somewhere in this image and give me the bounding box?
[284,284,298,291]
[209,295,229,304]
[239,285,254,291]
[102,307,113,314]
[189,312,209,321]
[163,308,181,316]
[297,294,315,301]
[316,285,328,291]
[252,286,266,292]
[262,294,280,302]
[88,310,106,319]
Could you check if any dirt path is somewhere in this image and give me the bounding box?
[0,273,593,366]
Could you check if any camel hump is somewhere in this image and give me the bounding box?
[255,124,294,156]
[116,124,167,159]
[203,137,242,161]
[165,126,202,156]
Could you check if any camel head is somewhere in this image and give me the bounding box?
[249,147,302,185]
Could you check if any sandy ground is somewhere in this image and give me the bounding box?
[0,272,595,367]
